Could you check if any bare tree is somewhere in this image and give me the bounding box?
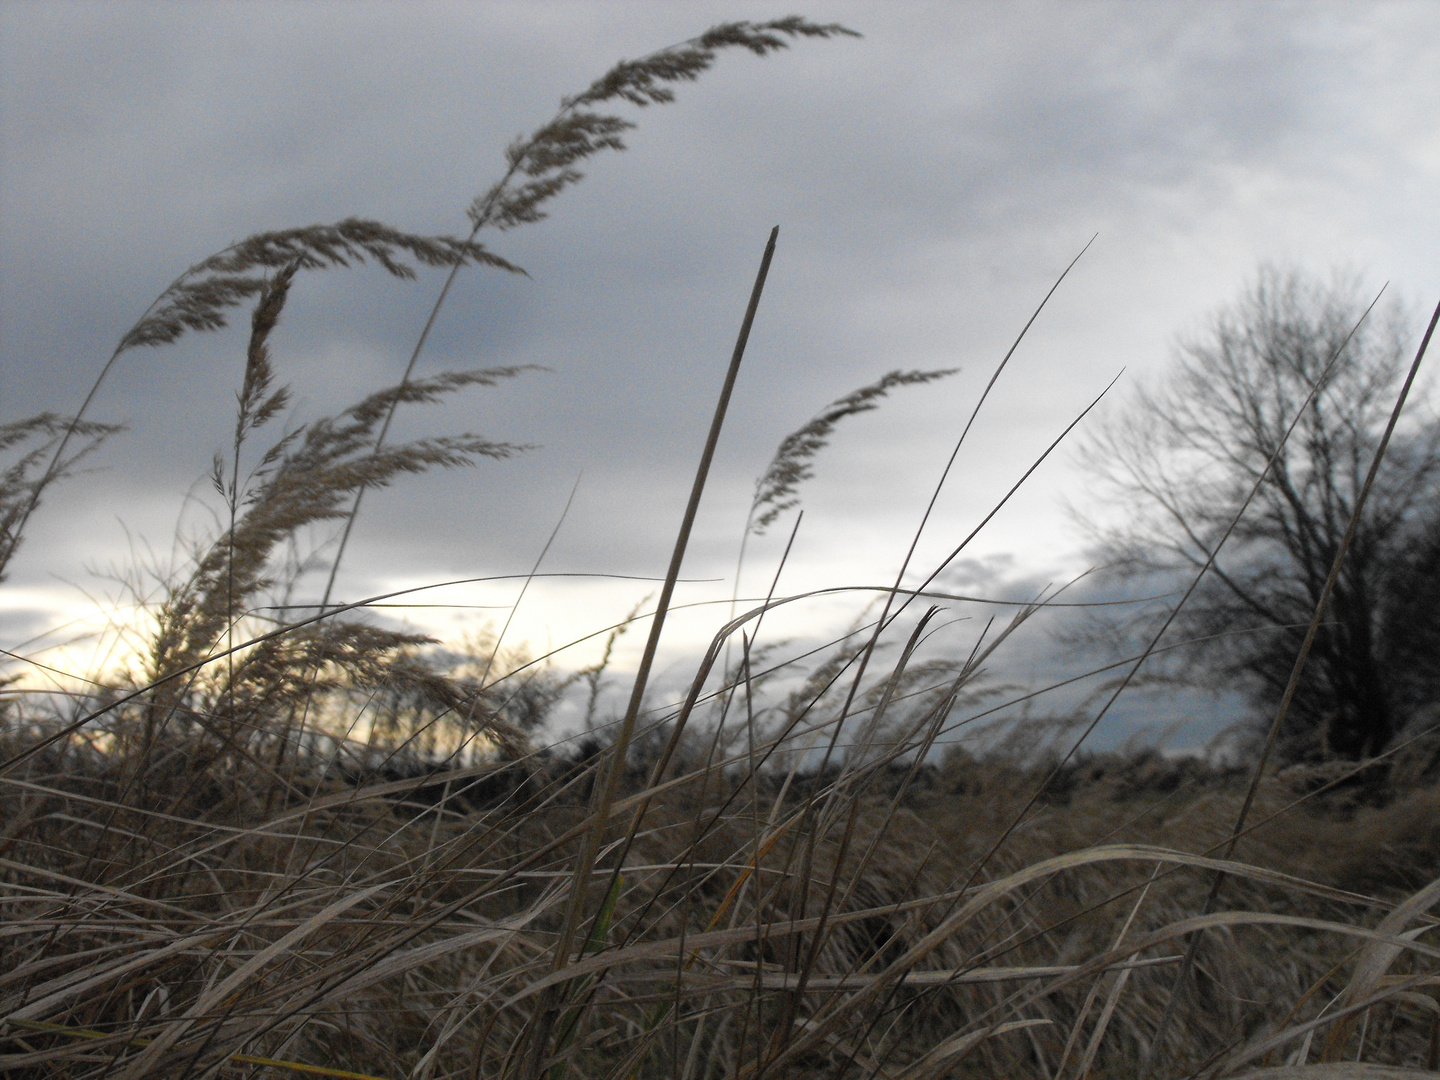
[1075,266,1440,762]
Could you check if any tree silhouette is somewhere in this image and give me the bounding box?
[1076,266,1440,761]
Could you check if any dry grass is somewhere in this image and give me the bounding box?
[5,17,1440,1080]
[5,716,1440,1079]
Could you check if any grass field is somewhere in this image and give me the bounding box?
[4,17,1440,1080]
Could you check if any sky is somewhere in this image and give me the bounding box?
[3,1,1438,749]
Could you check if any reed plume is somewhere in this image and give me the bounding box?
[0,414,122,583]
[747,368,958,538]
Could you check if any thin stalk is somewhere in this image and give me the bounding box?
[541,514,806,1080]
[315,227,480,612]
[0,257,210,576]
[519,226,779,1080]
[807,238,1097,791]
[480,471,584,688]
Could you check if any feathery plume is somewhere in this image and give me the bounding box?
[467,19,860,233]
[0,413,122,583]
[118,219,522,356]
[748,367,958,536]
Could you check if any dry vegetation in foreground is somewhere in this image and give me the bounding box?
[5,16,1440,1080]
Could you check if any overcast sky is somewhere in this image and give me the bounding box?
[3,1,1438,747]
